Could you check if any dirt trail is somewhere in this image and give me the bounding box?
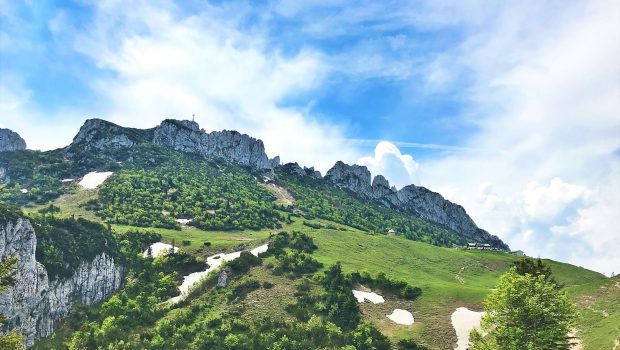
[261,182,295,206]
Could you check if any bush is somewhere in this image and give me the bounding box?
[229,279,261,301]
[226,251,261,274]
[181,240,191,246]
[274,251,323,276]
[398,339,429,349]
[349,271,422,301]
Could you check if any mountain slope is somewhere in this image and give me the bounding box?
[0,119,508,249]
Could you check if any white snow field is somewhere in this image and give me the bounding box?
[352,290,385,304]
[386,309,414,325]
[451,307,484,350]
[79,171,114,189]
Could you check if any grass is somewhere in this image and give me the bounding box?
[277,217,609,349]
[574,275,620,350]
[112,224,272,258]
[26,206,615,349]
[144,215,611,349]
[22,187,100,221]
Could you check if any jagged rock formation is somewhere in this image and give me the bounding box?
[0,128,26,152]
[0,216,124,346]
[153,119,272,171]
[324,161,508,249]
[325,161,374,197]
[71,119,145,151]
[69,119,274,171]
[279,162,322,179]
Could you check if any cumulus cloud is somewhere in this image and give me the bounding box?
[1,0,360,170]
[358,141,419,189]
[418,0,620,275]
[522,178,592,223]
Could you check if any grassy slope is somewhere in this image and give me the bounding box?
[152,217,610,349]
[573,275,620,350]
[20,184,615,348]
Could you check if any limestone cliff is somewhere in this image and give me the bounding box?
[68,119,273,171]
[0,216,124,346]
[0,128,26,152]
[324,161,508,249]
[153,119,272,171]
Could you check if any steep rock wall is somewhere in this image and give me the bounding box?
[0,217,124,346]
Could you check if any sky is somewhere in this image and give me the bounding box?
[1,0,619,276]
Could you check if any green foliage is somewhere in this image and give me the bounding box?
[152,251,207,276]
[266,231,322,276]
[287,263,360,331]
[513,257,562,288]
[470,267,577,350]
[37,203,61,215]
[93,157,283,231]
[228,279,261,301]
[273,250,323,276]
[31,215,118,279]
[226,251,262,274]
[277,172,467,247]
[397,339,430,349]
[349,271,422,300]
[0,202,22,225]
[0,149,82,206]
[36,229,205,350]
[0,258,26,349]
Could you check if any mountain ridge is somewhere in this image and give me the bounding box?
[0,119,507,249]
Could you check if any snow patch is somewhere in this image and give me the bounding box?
[352,290,385,304]
[61,178,75,183]
[20,189,28,194]
[169,243,269,303]
[451,307,484,350]
[144,242,179,258]
[79,171,113,189]
[176,218,193,225]
[386,309,414,325]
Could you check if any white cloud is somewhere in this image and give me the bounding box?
[358,141,419,189]
[2,0,361,171]
[523,178,591,223]
[417,0,620,275]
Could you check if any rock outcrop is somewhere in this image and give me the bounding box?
[67,118,276,172]
[323,161,508,249]
[153,119,272,171]
[0,128,26,152]
[0,216,124,346]
[71,119,144,151]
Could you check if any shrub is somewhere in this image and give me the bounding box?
[226,251,261,274]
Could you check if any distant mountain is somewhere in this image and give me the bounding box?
[1,119,616,350]
[0,118,507,249]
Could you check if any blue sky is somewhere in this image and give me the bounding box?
[1,0,619,275]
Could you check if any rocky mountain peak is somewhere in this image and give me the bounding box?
[0,128,26,152]
[71,118,143,151]
[322,160,508,249]
[153,119,272,171]
[325,161,372,195]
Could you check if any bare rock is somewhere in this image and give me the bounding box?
[0,128,26,152]
[0,216,124,346]
[153,119,272,171]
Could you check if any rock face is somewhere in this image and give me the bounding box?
[0,128,26,152]
[153,119,272,171]
[0,216,124,346]
[323,161,508,249]
[71,119,145,151]
[325,161,374,197]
